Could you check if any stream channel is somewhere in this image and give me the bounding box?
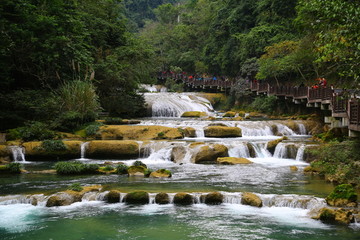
[0,92,359,240]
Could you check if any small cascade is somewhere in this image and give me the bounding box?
[295,145,306,161]
[222,193,242,204]
[275,124,295,136]
[144,92,213,117]
[240,125,274,137]
[260,194,326,210]
[195,127,205,138]
[142,142,174,162]
[250,142,272,158]
[273,143,288,159]
[80,142,89,159]
[9,146,26,162]
[148,193,157,204]
[228,142,250,158]
[297,123,307,135]
[81,191,108,202]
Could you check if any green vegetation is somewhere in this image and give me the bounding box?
[54,161,99,175]
[249,96,277,114]
[116,164,129,174]
[326,184,357,203]
[0,163,22,174]
[133,160,147,168]
[306,141,360,187]
[40,140,67,152]
[104,117,124,125]
[68,183,83,192]
[84,122,103,137]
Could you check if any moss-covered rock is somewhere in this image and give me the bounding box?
[290,166,298,172]
[247,143,256,158]
[127,165,147,177]
[173,193,193,205]
[106,190,121,203]
[87,140,139,159]
[194,144,228,164]
[204,192,223,205]
[155,192,170,204]
[181,111,207,118]
[326,184,358,207]
[23,141,82,161]
[182,127,196,137]
[314,208,355,225]
[266,137,288,155]
[303,166,320,174]
[149,169,172,178]
[0,145,10,158]
[284,121,300,134]
[98,125,184,140]
[241,192,263,207]
[124,191,149,204]
[171,146,186,163]
[204,126,242,138]
[223,111,236,117]
[217,157,252,165]
[46,192,80,207]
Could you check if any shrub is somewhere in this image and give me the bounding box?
[116,164,129,174]
[68,183,83,192]
[326,184,357,203]
[104,117,123,125]
[40,140,67,152]
[157,132,165,138]
[5,162,22,173]
[102,165,115,171]
[85,122,103,136]
[133,160,147,168]
[55,161,99,175]
[250,96,277,114]
[144,168,153,177]
[16,121,56,141]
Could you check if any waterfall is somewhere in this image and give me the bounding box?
[273,143,288,159]
[275,124,295,136]
[260,194,326,210]
[144,92,213,117]
[228,142,250,158]
[295,145,306,161]
[9,146,26,162]
[250,142,272,158]
[142,142,174,162]
[298,123,307,135]
[79,142,89,160]
[195,127,205,138]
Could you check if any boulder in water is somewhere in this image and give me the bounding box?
[127,166,147,177]
[326,184,358,207]
[150,169,172,178]
[314,208,355,225]
[46,192,81,207]
[124,191,149,204]
[23,141,82,161]
[181,111,207,118]
[290,166,298,171]
[241,192,263,207]
[106,190,121,203]
[204,126,242,138]
[217,157,252,165]
[182,127,196,137]
[98,125,184,140]
[171,146,186,163]
[266,137,288,155]
[194,144,228,164]
[223,111,236,117]
[204,192,224,205]
[0,145,11,163]
[173,193,193,205]
[87,140,139,159]
[247,143,256,158]
[155,192,170,204]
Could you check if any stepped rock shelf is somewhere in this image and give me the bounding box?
[1,92,359,240]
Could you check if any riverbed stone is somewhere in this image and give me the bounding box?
[98,125,184,140]
[182,127,196,137]
[23,141,82,160]
[171,146,186,163]
[87,140,139,159]
[173,193,193,205]
[193,144,228,164]
[46,192,80,207]
[241,192,263,207]
[266,137,288,155]
[217,157,252,165]
[124,191,149,204]
[181,111,207,118]
[223,111,236,117]
[149,169,172,178]
[127,166,147,177]
[204,126,242,138]
[247,143,256,158]
[155,192,170,204]
[204,192,224,205]
[106,190,121,203]
[315,208,355,225]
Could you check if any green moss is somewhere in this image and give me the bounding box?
[55,161,99,175]
[116,164,129,174]
[68,183,83,192]
[319,209,336,222]
[40,140,67,152]
[133,160,147,168]
[124,191,149,204]
[327,184,357,202]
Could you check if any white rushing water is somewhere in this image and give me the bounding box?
[9,146,26,162]
[144,92,214,117]
[79,142,89,160]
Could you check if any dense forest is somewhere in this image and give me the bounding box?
[0,0,359,133]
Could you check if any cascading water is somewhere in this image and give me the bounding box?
[295,145,306,161]
[273,143,288,159]
[250,142,272,158]
[144,92,213,117]
[79,142,89,160]
[298,123,307,135]
[9,146,26,162]
[227,142,251,158]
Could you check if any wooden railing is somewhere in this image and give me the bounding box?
[349,100,360,126]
